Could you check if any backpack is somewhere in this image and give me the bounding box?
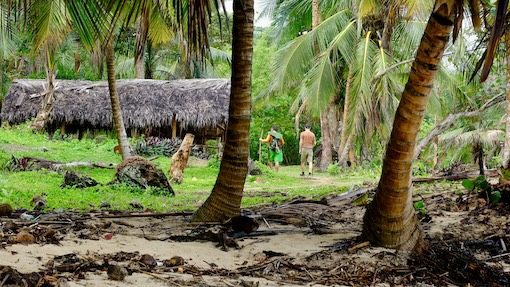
[269,132,282,153]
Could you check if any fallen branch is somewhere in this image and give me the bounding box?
[412,169,498,183]
[55,161,116,169]
[328,187,375,205]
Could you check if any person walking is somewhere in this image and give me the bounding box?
[300,123,316,177]
[260,126,284,172]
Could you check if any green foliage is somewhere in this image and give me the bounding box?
[461,175,500,203]
[0,125,390,212]
[413,201,427,215]
[207,155,220,168]
[327,163,340,175]
[489,191,501,203]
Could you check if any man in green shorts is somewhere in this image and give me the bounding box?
[260,126,284,172]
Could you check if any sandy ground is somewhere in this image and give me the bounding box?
[2,180,510,286]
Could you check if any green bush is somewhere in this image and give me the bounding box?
[327,163,340,175]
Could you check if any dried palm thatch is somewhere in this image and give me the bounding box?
[1,78,230,130]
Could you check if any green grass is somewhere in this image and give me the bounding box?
[0,123,376,213]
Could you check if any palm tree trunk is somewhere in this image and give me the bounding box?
[106,41,132,159]
[502,36,510,168]
[312,0,334,170]
[362,1,456,251]
[135,5,149,79]
[192,0,254,222]
[337,71,353,166]
[381,0,397,53]
[31,46,55,133]
[319,112,333,170]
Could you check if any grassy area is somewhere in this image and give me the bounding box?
[0,123,378,213]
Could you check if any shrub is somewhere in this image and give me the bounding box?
[327,163,340,175]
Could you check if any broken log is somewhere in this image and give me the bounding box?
[169,133,194,184]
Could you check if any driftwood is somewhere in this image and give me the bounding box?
[169,133,194,184]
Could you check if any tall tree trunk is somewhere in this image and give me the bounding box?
[145,40,153,79]
[381,0,398,53]
[106,42,132,159]
[31,46,55,133]
[362,1,456,251]
[192,0,254,222]
[503,36,510,168]
[337,71,354,166]
[178,28,192,79]
[135,5,149,79]
[312,0,320,27]
[319,112,333,170]
[312,0,334,170]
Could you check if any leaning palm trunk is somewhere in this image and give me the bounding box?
[106,42,132,159]
[192,0,254,222]
[503,36,510,168]
[362,2,456,251]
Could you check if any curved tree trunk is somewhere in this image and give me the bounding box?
[106,42,132,159]
[503,36,510,168]
[135,4,149,79]
[362,1,456,251]
[192,0,253,222]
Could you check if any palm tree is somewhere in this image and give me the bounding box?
[361,0,497,250]
[192,0,254,222]
[28,0,73,132]
[133,0,174,79]
[266,4,403,167]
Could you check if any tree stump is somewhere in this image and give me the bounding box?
[169,133,194,184]
[115,156,174,195]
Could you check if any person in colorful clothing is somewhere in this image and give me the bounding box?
[260,126,284,172]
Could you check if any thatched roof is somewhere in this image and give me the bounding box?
[1,79,230,130]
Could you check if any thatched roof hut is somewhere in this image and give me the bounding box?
[1,79,230,141]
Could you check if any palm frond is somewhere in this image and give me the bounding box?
[208,47,231,65]
[32,0,73,51]
[267,10,352,95]
[0,3,15,58]
[115,55,135,78]
[301,49,337,114]
[63,0,110,49]
[148,4,174,45]
[371,42,400,140]
[348,33,377,140]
